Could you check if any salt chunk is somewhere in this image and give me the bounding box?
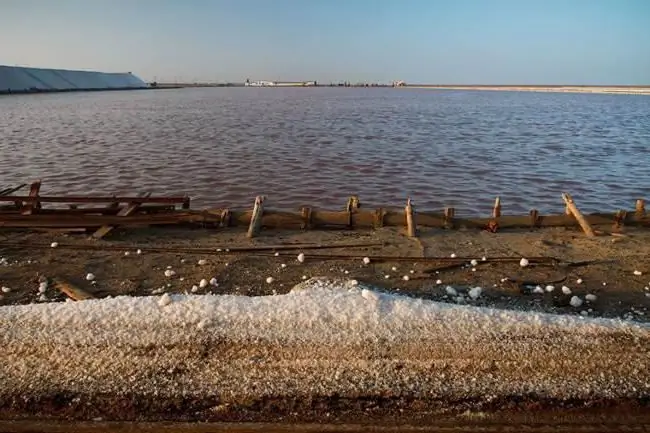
[301,275,308,280]
[124,251,130,256]
[362,257,371,265]
[391,266,397,272]
[545,285,555,292]
[435,279,442,285]
[450,253,457,258]
[209,277,218,286]
[180,258,186,263]
[481,257,487,261]
[402,275,410,281]
[468,286,482,300]
[349,279,359,286]
[266,276,274,284]
[533,286,545,294]
[158,293,172,307]
[580,310,589,317]
[585,294,597,302]
[410,270,415,274]
[179,277,185,282]
[274,252,280,257]
[136,249,142,255]
[38,294,48,302]
[280,263,287,269]
[602,282,607,286]
[38,282,48,294]
[164,269,176,278]
[50,242,58,248]
[344,270,349,274]
[199,279,208,288]
[85,273,95,281]
[561,286,572,295]
[519,258,529,267]
[361,288,379,302]
[470,259,478,267]
[1,286,11,293]
[570,296,583,307]
[297,253,305,263]
[576,278,583,284]
[471,268,477,272]
[384,275,390,279]
[633,270,643,276]
[445,286,457,296]
[191,285,199,293]
[197,259,207,266]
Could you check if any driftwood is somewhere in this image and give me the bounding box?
[91,192,151,239]
[20,180,41,215]
[51,278,95,301]
[247,196,265,238]
[562,193,596,237]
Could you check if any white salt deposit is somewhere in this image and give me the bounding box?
[562,286,572,295]
[362,257,371,265]
[1,286,11,293]
[519,258,529,267]
[274,252,280,257]
[50,242,58,248]
[585,294,597,302]
[199,279,208,289]
[136,249,142,255]
[158,293,172,307]
[85,273,96,282]
[37,282,48,294]
[209,278,218,286]
[391,266,397,272]
[402,275,410,281]
[450,253,457,258]
[297,253,305,263]
[481,257,487,261]
[468,287,482,300]
[545,285,555,292]
[470,259,478,267]
[576,278,583,285]
[445,286,457,296]
[164,269,176,278]
[533,286,545,294]
[301,275,308,280]
[634,270,643,276]
[280,263,287,269]
[266,277,274,284]
[0,278,649,405]
[570,296,583,308]
[191,285,199,293]
[435,279,442,285]
[37,294,48,302]
[197,259,207,266]
[124,251,130,256]
[384,275,390,279]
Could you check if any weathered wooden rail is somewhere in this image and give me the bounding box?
[0,181,646,239]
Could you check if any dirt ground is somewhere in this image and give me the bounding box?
[0,224,649,321]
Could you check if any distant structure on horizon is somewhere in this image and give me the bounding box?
[0,65,149,95]
[244,78,317,87]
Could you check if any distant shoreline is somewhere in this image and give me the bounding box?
[151,82,650,95]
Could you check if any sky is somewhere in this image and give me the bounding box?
[1,0,649,84]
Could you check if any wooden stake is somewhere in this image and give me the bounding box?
[346,195,360,211]
[21,180,42,215]
[561,193,596,237]
[247,196,265,238]
[405,198,416,237]
[51,277,95,301]
[492,196,501,218]
[636,199,645,218]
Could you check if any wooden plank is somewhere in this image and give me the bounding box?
[51,277,95,301]
[91,192,151,239]
[20,180,41,215]
[562,193,596,237]
[0,195,188,204]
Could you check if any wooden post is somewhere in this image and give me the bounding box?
[636,199,645,218]
[561,193,595,237]
[492,196,501,218]
[405,198,416,237]
[247,196,265,238]
[444,207,455,229]
[51,278,95,301]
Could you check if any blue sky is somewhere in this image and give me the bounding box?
[1,0,649,84]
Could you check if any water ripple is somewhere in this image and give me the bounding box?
[0,88,649,216]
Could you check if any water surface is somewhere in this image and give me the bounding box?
[1,88,648,215]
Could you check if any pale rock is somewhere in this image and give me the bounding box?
[85,273,96,281]
[570,296,583,308]
[297,253,305,263]
[561,286,572,295]
[585,294,597,302]
[199,279,209,289]
[158,293,172,307]
[197,259,208,266]
[519,258,529,267]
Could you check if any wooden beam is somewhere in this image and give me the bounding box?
[91,192,151,239]
[562,193,596,237]
[492,196,501,218]
[51,277,95,301]
[0,195,188,204]
[0,184,27,197]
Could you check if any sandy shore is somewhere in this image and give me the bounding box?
[404,86,650,95]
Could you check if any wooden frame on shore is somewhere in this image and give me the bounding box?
[0,181,647,238]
